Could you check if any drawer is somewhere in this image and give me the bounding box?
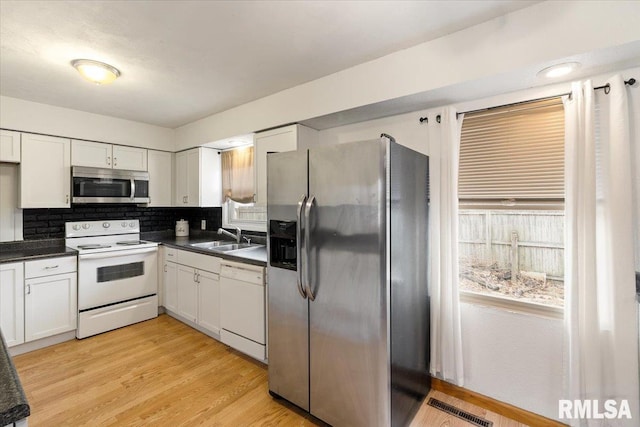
[164,247,177,261]
[25,255,77,279]
[220,261,264,285]
[176,249,221,274]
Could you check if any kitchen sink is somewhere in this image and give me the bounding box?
[188,241,228,250]
[189,241,262,253]
[210,243,257,252]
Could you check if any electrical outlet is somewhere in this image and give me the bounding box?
[201,219,206,230]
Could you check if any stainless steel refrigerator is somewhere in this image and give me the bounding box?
[267,135,430,427]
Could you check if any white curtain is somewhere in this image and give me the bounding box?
[564,76,640,426]
[427,106,465,386]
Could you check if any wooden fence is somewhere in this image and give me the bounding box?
[459,210,564,281]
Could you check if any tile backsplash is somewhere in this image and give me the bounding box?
[23,205,222,239]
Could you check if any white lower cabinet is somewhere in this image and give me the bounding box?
[163,261,178,312]
[163,248,220,336]
[25,272,77,342]
[197,269,220,334]
[1,256,77,348]
[0,262,25,347]
[176,264,199,323]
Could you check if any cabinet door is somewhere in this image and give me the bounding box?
[21,134,71,208]
[176,265,198,322]
[163,261,178,312]
[112,145,148,171]
[0,262,24,347]
[148,150,173,207]
[254,125,298,206]
[24,272,77,342]
[0,130,21,163]
[185,148,200,206]
[175,151,188,205]
[198,270,220,334]
[71,140,112,168]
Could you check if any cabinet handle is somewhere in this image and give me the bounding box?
[66,194,69,204]
[193,271,198,283]
[26,284,31,295]
[44,265,59,270]
[113,157,117,167]
[107,156,111,166]
[197,273,200,283]
[164,264,167,273]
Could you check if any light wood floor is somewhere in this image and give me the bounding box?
[13,315,526,426]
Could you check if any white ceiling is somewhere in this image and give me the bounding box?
[0,0,540,129]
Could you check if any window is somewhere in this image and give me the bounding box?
[221,145,266,231]
[458,98,565,312]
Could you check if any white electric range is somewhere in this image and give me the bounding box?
[65,219,158,339]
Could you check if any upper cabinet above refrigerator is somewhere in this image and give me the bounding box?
[253,124,317,206]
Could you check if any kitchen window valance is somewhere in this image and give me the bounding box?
[221,146,254,203]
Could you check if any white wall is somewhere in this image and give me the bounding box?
[175,1,640,149]
[460,303,563,419]
[0,96,175,151]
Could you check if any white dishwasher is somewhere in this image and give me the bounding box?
[219,260,266,361]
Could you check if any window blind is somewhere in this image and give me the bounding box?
[221,146,254,203]
[459,97,564,203]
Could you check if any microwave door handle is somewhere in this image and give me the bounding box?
[304,195,316,301]
[296,195,307,299]
[130,178,135,201]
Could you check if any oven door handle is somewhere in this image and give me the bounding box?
[78,247,158,260]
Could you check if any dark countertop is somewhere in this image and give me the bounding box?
[0,332,29,425]
[142,230,267,267]
[0,239,77,264]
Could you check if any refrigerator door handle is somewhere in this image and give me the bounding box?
[304,195,316,301]
[296,194,308,299]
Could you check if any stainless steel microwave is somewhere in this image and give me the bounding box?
[72,166,150,204]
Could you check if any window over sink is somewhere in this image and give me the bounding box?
[221,145,267,231]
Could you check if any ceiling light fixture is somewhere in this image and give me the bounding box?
[537,62,581,79]
[71,59,120,85]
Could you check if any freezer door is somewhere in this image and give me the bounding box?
[266,150,310,411]
[307,139,389,426]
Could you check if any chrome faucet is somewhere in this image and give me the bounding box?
[218,227,241,243]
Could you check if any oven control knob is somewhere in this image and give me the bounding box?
[103,222,111,228]
[129,222,135,228]
[73,224,81,231]
[82,223,90,229]
[122,222,127,227]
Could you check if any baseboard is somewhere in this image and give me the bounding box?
[9,331,76,356]
[431,377,568,427]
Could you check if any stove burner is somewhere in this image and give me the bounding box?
[116,240,145,246]
[78,244,112,249]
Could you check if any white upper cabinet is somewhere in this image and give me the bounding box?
[175,147,221,207]
[21,133,71,208]
[112,145,147,171]
[71,140,147,171]
[253,124,317,206]
[71,140,112,168]
[147,150,173,207]
[0,130,21,163]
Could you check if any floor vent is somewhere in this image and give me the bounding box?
[427,397,493,427]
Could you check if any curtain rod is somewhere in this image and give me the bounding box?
[418,77,636,124]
